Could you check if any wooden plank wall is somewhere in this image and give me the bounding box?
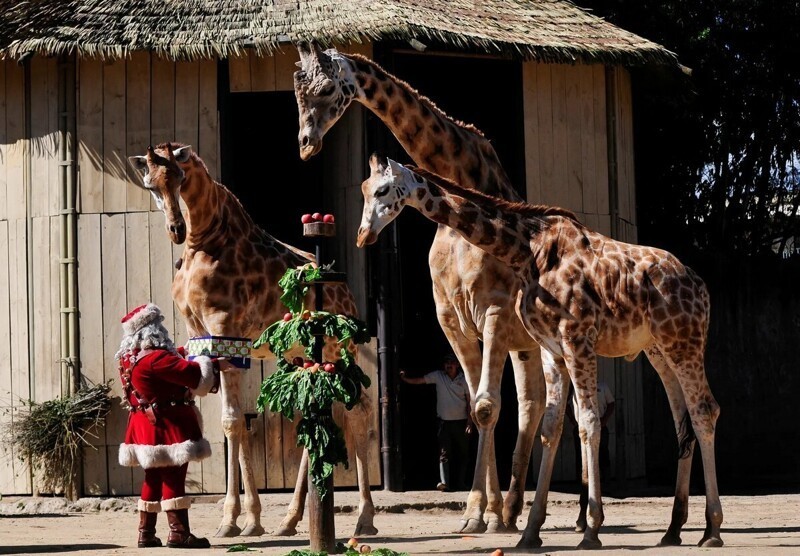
[75,55,221,495]
[522,62,645,483]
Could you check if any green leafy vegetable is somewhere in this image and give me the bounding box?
[255,266,372,499]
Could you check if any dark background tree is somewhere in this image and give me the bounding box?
[579,0,800,257]
[574,1,800,491]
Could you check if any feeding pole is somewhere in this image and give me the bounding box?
[304,217,337,553]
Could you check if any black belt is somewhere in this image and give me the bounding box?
[130,399,196,413]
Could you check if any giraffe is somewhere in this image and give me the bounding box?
[294,41,545,534]
[356,156,724,550]
[127,143,379,539]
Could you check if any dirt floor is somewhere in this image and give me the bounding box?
[1,490,798,555]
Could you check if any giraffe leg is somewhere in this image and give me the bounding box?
[562,338,603,550]
[216,372,242,537]
[458,328,506,534]
[348,393,378,536]
[502,349,545,532]
[275,449,309,536]
[518,350,569,549]
[238,426,264,536]
[645,345,694,546]
[659,343,724,548]
[434,327,486,534]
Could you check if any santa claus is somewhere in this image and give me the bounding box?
[115,303,233,548]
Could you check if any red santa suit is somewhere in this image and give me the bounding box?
[118,289,219,547]
[118,349,217,471]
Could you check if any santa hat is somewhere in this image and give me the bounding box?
[121,303,163,336]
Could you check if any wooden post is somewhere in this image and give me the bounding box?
[305,220,337,553]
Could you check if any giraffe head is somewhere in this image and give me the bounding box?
[294,41,357,160]
[357,154,419,247]
[128,143,192,244]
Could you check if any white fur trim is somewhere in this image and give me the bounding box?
[118,439,212,469]
[161,496,192,511]
[191,356,217,397]
[122,303,163,336]
[138,499,162,513]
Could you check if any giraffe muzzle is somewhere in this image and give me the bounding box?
[356,226,377,247]
[168,221,187,245]
[299,136,322,160]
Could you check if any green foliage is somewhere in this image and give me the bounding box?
[578,1,800,257]
[284,547,409,556]
[226,545,256,552]
[255,266,371,499]
[278,264,323,314]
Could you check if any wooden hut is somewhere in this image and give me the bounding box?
[0,0,675,496]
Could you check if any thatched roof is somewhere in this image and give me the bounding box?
[0,0,675,65]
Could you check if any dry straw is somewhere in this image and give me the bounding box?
[3,380,112,497]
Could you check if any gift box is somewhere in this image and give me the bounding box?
[186,335,252,369]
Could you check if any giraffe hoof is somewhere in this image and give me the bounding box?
[658,532,682,546]
[698,536,724,548]
[516,535,543,549]
[240,523,265,537]
[485,520,508,534]
[457,518,487,534]
[354,523,378,536]
[577,537,602,550]
[214,524,242,538]
[273,523,298,537]
[502,521,519,533]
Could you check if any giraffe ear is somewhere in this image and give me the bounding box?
[128,156,148,173]
[369,153,388,175]
[173,145,192,163]
[387,158,406,178]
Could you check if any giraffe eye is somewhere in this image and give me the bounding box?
[375,186,390,198]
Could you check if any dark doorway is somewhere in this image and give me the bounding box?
[377,51,527,491]
[219,75,325,248]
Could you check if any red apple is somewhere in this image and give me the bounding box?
[323,214,335,223]
[311,212,322,221]
[292,356,304,367]
[301,214,313,224]
[303,361,313,369]
[282,312,292,321]
[323,363,336,373]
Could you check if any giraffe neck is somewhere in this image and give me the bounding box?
[405,172,534,271]
[343,54,522,202]
[180,157,246,249]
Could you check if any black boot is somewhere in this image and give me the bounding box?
[166,509,210,549]
[138,510,162,548]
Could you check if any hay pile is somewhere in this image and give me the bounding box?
[4,381,112,495]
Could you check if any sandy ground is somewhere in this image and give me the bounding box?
[1,490,799,555]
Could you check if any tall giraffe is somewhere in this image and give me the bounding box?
[357,156,724,550]
[127,143,378,539]
[294,41,544,534]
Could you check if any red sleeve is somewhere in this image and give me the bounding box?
[146,351,202,389]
